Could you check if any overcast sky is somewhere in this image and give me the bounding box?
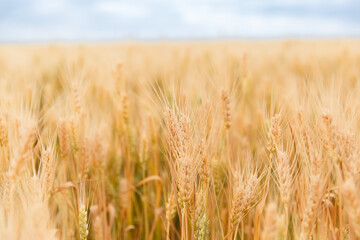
[0,0,359,42]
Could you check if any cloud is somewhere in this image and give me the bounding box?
[31,0,68,15]
[0,0,359,42]
[95,2,149,19]
[175,3,360,37]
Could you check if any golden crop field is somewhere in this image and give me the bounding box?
[1,40,360,240]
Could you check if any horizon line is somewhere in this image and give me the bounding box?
[1,35,360,45]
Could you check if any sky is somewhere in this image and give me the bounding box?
[0,0,359,42]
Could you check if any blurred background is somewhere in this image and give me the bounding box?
[0,0,359,42]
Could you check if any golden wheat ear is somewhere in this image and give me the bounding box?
[221,89,231,130]
[342,178,360,238]
[40,145,56,201]
[79,204,89,240]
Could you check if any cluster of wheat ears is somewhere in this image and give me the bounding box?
[0,41,360,240]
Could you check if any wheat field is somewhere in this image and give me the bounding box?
[1,40,360,240]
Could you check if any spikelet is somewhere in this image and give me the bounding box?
[198,139,210,186]
[321,113,339,160]
[194,187,209,239]
[0,114,8,147]
[297,111,312,161]
[165,108,182,158]
[212,159,223,196]
[118,178,130,209]
[297,112,324,175]
[194,212,209,240]
[342,179,360,237]
[311,153,324,176]
[92,215,103,240]
[221,89,231,129]
[177,190,185,214]
[108,203,116,230]
[92,134,105,176]
[10,123,37,180]
[321,113,357,177]
[275,150,293,206]
[72,82,82,115]
[300,174,321,239]
[0,114,9,164]
[178,113,192,154]
[79,204,89,240]
[204,101,212,138]
[115,93,129,136]
[90,205,103,240]
[194,187,205,221]
[40,147,55,200]
[78,137,90,179]
[165,108,196,216]
[2,171,14,210]
[230,172,246,226]
[177,115,196,214]
[268,114,281,156]
[58,118,70,159]
[69,115,78,152]
[322,114,336,147]
[341,132,360,178]
[121,93,129,126]
[166,192,177,222]
[177,155,195,214]
[230,171,260,227]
